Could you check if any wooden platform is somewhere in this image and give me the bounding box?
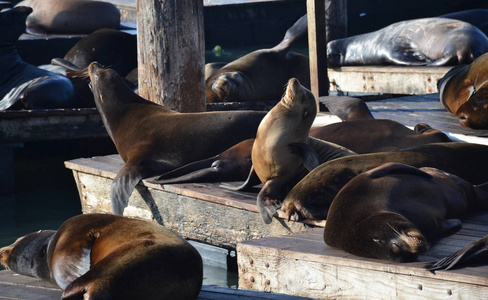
[237,212,488,299]
[0,270,311,300]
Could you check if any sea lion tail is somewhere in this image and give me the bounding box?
[426,235,488,271]
[111,163,144,215]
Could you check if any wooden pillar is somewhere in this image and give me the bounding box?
[136,0,206,112]
[326,0,347,42]
[307,0,329,100]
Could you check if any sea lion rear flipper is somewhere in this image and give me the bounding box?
[51,58,84,72]
[288,142,320,171]
[426,235,488,271]
[220,165,260,191]
[316,96,374,121]
[111,163,143,215]
[366,163,434,179]
[150,155,219,183]
[0,76,55,110]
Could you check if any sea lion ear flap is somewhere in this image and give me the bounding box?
[288,142,321,171]
[366,163,433,179]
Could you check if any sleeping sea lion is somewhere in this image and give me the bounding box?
[0,213,203,300]
[15,0,120,35]
[323,163,488,262]
[327,17,488,67]
[438,52,488,129]
[206,14,310,102]
[87,62,267,215]
[282,142,488,221]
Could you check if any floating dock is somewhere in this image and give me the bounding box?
[62,94,488,298]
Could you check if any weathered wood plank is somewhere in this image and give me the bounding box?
[329,66,453,95]
[0,270,312,299]
[237,211,488,299]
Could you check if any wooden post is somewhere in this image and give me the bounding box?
[326,0,347,42]
[307,0,329,100]
[136,0,206,112]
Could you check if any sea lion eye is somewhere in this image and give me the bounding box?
[303,110,308,118]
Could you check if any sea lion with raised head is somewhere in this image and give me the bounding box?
[282,142,488,221]
[15,0,120,35]
[323,163,488,262]
[87,62,267,215]
[438,52,488,129]
[0,213,203,300]
[206,14,310,102]
[327,17,488,67]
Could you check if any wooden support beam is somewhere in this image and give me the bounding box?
[307,0,329,99]
[137,0,206,112]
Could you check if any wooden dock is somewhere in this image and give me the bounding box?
[0,270,312,300]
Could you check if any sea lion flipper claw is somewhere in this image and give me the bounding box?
[111,163,143,215]
[288,142,321,171]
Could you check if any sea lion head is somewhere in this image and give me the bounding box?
[0,230,55,282]
[1,6,33,44]
[326,40,346,67]
[281,78,317,122]
[206,71,247,102]
[454,86,488,129]
[347,212,429,262]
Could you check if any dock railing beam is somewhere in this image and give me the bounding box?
[136,0,206,112]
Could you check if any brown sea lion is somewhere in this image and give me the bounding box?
[282,142,488,221]
[438,52,488,129]
[427,232,488,271]
[87,62,267,215]
[0,6,83,110]
[206,14,310,103]
[0,214,203,300]
[327,17,488,67]
[15,0,120,35]
[311,97,451,153]
[53,28,137,78]
[323,163,488,262]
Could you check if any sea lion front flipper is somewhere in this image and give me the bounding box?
[366,163,434,179]
[388,42,430,65]
[426,235,488,271]
[288,142,320,171]
[51,58,84,72]
[257,179,285,224]
[111,162,144,215]
[440,218,462,234]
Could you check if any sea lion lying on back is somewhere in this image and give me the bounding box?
[324,163,488,262]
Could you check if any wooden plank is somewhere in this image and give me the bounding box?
[0,270,312,300]
[237,217,488,299]
[137,0,205,112]
[328,66,452,95]
[0,109,106,143]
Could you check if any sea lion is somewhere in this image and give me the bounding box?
[251,78,327,223]
[15,0,120,35]
[438,52,488,129]
[440,9,488,36]
[52,28,137,78]
[206,14,310,102]
[0,6,81,110]
[323,163,488,262]
[0,214,203,300]
[327,17,488,67]
[282,142,488,221]
[87,62,267,215]
[427,233,488,271]
[310,97,451,153]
